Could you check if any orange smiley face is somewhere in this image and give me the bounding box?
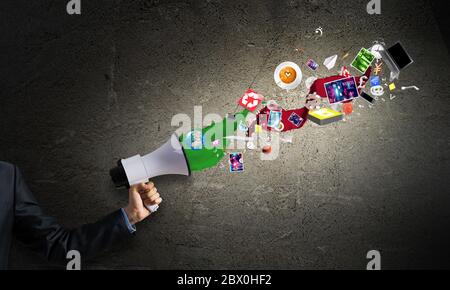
[279,66,297,84]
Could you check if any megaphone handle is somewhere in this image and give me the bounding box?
[146,204,159,213]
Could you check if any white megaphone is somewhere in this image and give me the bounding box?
[110,133,190,211]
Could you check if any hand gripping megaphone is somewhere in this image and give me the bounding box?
[110,133,190,212]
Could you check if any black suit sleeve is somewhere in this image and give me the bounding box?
[12,165,133,265]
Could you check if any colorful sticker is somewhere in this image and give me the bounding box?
[288,112,304,127]
[229,152,244,172]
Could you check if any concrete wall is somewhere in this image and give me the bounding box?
[1,0,449,269]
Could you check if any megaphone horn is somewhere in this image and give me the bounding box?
[110,133,191,188]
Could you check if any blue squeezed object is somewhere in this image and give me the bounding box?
[370,76,381,87]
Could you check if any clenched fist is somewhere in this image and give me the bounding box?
[124,182,162,225]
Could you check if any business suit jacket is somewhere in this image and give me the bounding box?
[0,161,132,269]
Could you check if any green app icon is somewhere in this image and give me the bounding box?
[351,48,375,74]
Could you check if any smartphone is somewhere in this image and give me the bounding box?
[360,91,375,104]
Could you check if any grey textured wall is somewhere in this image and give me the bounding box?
[1,0,449,269]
